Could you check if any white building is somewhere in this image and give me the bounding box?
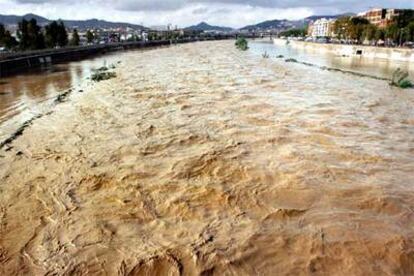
[149,24,174,31]
[311,18,335,37]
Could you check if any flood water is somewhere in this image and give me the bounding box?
[1,40,413,142]
[0,40,414,275]
[0,53,126,142]
[250,39,414,79]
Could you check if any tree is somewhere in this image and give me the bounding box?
[385,24,400,44]
[333,16,370,43]
[394,10,414,29]
[235,37,248,51]
[374,28,385,41]
[407,21,414,42]
[348,17,370,43]
[0,23,18,49]
[279,28,307,38]
[45,21,68,48]
[362,24,377,42]
[86,30,94,44]
[17,19,45,50]
[70,29,80,46]
[0,24,5,40]
[333,16,350,40]
[57,21,68,47]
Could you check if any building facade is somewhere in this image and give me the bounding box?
[310,18,336,37]
[358,8,404,28]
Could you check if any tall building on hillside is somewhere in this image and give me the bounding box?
[309,18,336,38]
[358,8,405,28]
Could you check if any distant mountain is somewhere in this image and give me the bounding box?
[185,22,233,32]
[0,13,146,30]
[240,19,304,31]
[61,19,146,30]
[239,13,355,31]
[0,13,49,26]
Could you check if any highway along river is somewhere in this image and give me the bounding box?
[0,40,414,275]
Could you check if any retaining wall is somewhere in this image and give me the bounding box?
[273,39,414,62]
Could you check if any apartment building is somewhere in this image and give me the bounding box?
[309,18,336,37]
[358,8,404,28]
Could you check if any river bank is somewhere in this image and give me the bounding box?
[274,38,414,62]
[1,40,414,275]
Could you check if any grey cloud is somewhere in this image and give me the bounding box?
[115,0,187,11]
[11,0,414,12]
[192,7,208,15]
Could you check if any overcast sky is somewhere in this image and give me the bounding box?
[1,0,413,28]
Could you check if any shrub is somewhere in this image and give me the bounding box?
[285,58,298,63]
[91,63,117,82]
[390,68,413,88]
[235,37,249,51]
[91,71,117,82]
[97,66,109,71]
[398,79,413,89]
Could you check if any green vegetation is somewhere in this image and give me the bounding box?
[17,19,45,50]
[333,17,370,44]
[91,65,117,82]
[279,28,307,38]
[235,37,249,51]
[2,18,69,51]
[70,29,80,46]
[45,21,68,48]
[91,71,117,82]
[0,23,18,49]
[86,30,94,44]
[334,11,414,46]
[390,68,413,88]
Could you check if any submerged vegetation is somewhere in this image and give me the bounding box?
[285,58,298,63]
[91,64,117,82]
[390,69,413,88]
[235,37,249,51]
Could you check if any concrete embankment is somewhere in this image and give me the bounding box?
[274,38,414,62]
[0,37,231,77]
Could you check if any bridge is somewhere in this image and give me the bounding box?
[0,36,240,77]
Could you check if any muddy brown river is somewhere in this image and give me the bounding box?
[0,41,414,275]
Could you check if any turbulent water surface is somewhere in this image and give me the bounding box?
[0,53,127,143]
[251,40,414,79]
[0,41,414,275]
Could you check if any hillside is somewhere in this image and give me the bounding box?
[0,13,146,30]
[240,13,355,31]
[240,19,304,31]
[185,22,233,32]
